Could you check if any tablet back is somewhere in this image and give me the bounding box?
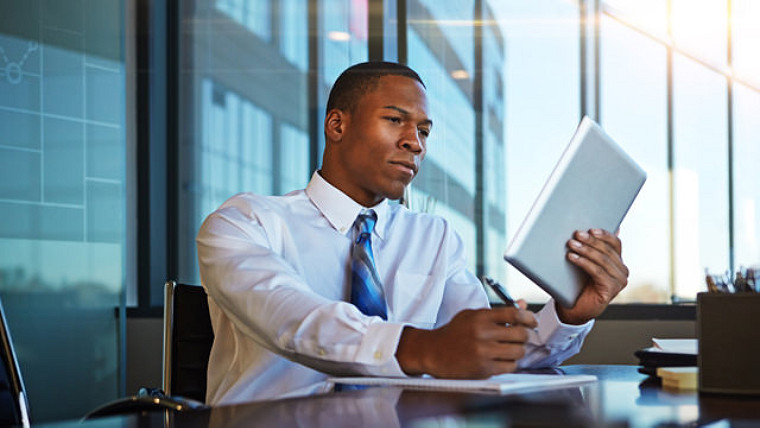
[504,117,646,308]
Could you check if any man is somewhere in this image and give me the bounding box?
[197,62,628,405]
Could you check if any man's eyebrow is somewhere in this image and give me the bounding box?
[382,105,433,127]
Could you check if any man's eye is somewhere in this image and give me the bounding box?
[419,128,430,138]
[385,116,401,123]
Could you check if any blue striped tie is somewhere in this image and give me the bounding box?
[350,210,387,320]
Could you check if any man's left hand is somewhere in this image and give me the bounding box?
[557,228,629,325]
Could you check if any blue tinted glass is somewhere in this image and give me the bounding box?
[42,28,83,118]
[0,148,40,201]
[0,0,126,422]
[178,0,367,284]
[407,23,478,272]
[0,109,40,149]
[44,117,84,204]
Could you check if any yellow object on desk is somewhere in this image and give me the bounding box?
[657,367,698,391]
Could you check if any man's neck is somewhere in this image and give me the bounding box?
[316,169,386,208]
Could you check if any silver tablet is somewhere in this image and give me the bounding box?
[503,117,646,308]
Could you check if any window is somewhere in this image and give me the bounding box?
[494,0,581,302]
[177,0,368,284]
[0,0,128,421]
[599,14,669,302]
[672,55,729,296]
[732,84,760,269]
[406,1,479,272]
[175,0,759,306]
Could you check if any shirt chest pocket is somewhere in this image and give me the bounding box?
[390,272,444,329]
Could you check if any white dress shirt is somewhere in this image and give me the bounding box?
[197,172,593,405]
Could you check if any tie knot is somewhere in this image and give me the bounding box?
[354,210,377,236]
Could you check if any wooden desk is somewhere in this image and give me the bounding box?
[76,365,760,427]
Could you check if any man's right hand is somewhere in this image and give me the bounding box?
[395,305,538,378]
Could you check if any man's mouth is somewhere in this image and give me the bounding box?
[389,160,418,176]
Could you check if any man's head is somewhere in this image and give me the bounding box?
[321,62,432,207]
[325,62,426,115]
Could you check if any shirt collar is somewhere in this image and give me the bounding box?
[305,171,389,240]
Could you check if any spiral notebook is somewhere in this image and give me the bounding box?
[327,373,597,394]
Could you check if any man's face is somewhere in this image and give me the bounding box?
[328,75,432,206]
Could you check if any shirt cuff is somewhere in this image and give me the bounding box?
[533,299,594,346]
[354,321,408,377]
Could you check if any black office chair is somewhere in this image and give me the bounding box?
[84,281,213,419]
[0,297,31,427]
[163,280,215,403]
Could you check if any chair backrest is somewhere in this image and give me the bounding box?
[163,281,215,403]
[0,297,30,427]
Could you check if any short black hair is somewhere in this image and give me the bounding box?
[325,61,426,114]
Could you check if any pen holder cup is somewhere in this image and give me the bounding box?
[697,292,760,395]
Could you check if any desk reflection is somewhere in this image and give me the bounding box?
[201,382,595,427]
[68,366,760,427]
[208,387,403,428]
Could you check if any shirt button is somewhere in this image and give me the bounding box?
[318,348,327,356]
[339,226,347,233]
[373,350,383,360]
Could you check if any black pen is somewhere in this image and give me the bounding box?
[481,276,520,309]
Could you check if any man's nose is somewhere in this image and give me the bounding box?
[399,127,423,154]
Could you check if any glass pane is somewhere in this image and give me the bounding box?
[406,0,478,273]
[481,4,508,288]
[672,0,727,68]
[491,0,581,302]
[280,0,308,71]
[178,0,368,284]
[732,0,760,87]
[600,16,670,302]
[732,83,760,270]
[0,0,126,422]
[673,54,729,298]
[319,0,369,162]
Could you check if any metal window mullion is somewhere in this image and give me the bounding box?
[666,0,676,301]
[726,0,735,275]
[474,0,485,277]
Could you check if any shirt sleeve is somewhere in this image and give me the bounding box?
[518,300,594,368]
[197,204,408,378]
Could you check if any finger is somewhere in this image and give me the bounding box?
[491,342,527,361]
[481,324,533,345]
[568,234,627,279]
[571,230,620,263]
[486,307,538,328]
[585,228,622,255]
[515,309,538,328]
[474,337,528,362]
[567,251,627,291]
[567,244,626,281]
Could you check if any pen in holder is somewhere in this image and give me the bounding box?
[697,292,760,394]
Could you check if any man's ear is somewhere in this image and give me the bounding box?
[324,109,347,143]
